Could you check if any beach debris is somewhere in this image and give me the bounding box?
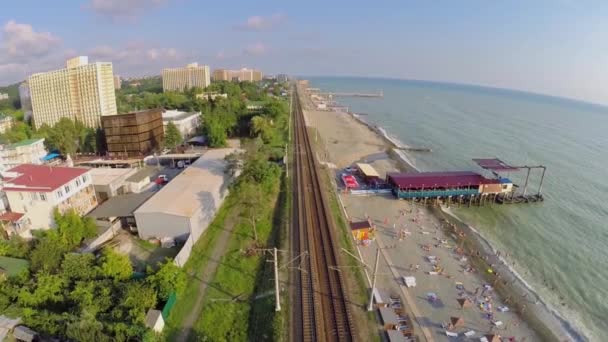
[426,292,439,302]
[481,335,501,342]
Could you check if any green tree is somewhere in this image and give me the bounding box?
[163,121,182,148]
[66,315,111,342]
[54,210,97,249]
[119,282,157,322]
[147,258,186,300]
[61,253,98,281]
[204,114,227,147]
[100,249,132,281]
[30,231,69,273]
[43,118,80,155]
[18,272,65,307]
[0,236,31,258]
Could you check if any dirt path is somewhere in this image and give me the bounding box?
[175,212,238,342]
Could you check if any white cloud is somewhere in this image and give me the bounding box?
[86,0,171,21]
[0,20,61,61]
[243,43,267,56]
[235,13,286,31]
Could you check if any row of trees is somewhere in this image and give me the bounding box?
[0,211,186,341]
[0,117,104,156]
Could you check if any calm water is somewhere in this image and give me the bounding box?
[309,77,608,341]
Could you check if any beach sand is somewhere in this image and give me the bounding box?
[300,90,544,341]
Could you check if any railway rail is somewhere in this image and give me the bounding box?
[290,85,355,342]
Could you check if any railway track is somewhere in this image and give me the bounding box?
[290,85,355,342]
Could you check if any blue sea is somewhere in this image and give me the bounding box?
[308,77,607,341]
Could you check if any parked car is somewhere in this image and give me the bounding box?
[156,174,169,185]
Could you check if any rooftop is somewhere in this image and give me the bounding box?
[162,110,200,122]
[8,138,43,148]
[134,148,235,218]
[473,158,520,172]
[0,256,29,277]
[356,163,380,178]
[0,212,24,222]
[387,171,499,189]
[90,167,136,186]
[2,164,90,192]
[87,192,155,218]
[126,167,157,183]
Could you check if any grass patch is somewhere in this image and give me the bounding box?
[162,194,239,340]
[190,180,282,341]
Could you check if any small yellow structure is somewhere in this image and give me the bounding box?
[350,220,373,241]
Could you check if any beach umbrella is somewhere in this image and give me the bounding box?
[450,316,464,328]
[457,298,472,309]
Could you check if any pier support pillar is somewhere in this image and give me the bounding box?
[537,167,546,197]
[522,167,531,197]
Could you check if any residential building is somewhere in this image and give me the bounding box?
[18,82,33,122]
[0,164,97,237]
[114,75,121,89]
[0,93,8,100]
[89,167,137,202]
[0,138,47,170]
[196,92,228,101]
[101,108,164,157]
[0,114,13,134]
[134,148,236,265]
[212,68,263,82]
[162,110,200,138]
[28,56,117,129]
[162,63,211,92]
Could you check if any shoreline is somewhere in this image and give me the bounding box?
[332,98,586,341]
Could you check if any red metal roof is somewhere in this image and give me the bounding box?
[473,158,519,172]
[0,212,24,222]
[387,171,499,189]
[2,164,90,192]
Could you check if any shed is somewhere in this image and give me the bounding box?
[90,167,137,201]
[379,307,399,328]
[125,167,156,193]
[12,325,38,342]
[144,309,165,333]
[350,220,372,241]
[356,163,380,182]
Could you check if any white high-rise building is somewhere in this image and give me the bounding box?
[162,63,211,92]
[28,56,117,129]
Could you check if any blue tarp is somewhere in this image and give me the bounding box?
[42,152,60,161]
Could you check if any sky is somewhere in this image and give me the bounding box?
[2,0,608,104]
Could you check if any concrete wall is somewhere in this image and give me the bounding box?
[134,212,190,241]
[173,235,193,267]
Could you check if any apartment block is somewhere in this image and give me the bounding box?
[0,164,97,237]
[162,63,211,92]
[102,108,164,157]
[162,110,200,138]
[212,68,263,82]
[28,56,117,129]
[114,75,122,89]
[0,138,47,170]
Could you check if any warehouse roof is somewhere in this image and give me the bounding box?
[356,163,380,178]
[87,192,155,218]
[387,171,498,189]
[134,148,235,218]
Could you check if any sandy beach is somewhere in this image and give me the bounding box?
[298,86,571,341]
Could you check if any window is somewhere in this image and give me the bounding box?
[57,189,64,198]
[76,179,81,187]
[39,193,47,201]
[82,175,87,183]
[64,185,71,193]
[30,193,38,201]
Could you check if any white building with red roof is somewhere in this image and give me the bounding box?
[0,164,98,237]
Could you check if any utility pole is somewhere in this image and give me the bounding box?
[273,247,281,311]
[368,247,380,311]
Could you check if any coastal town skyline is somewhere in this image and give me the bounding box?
[2,1,608,104]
